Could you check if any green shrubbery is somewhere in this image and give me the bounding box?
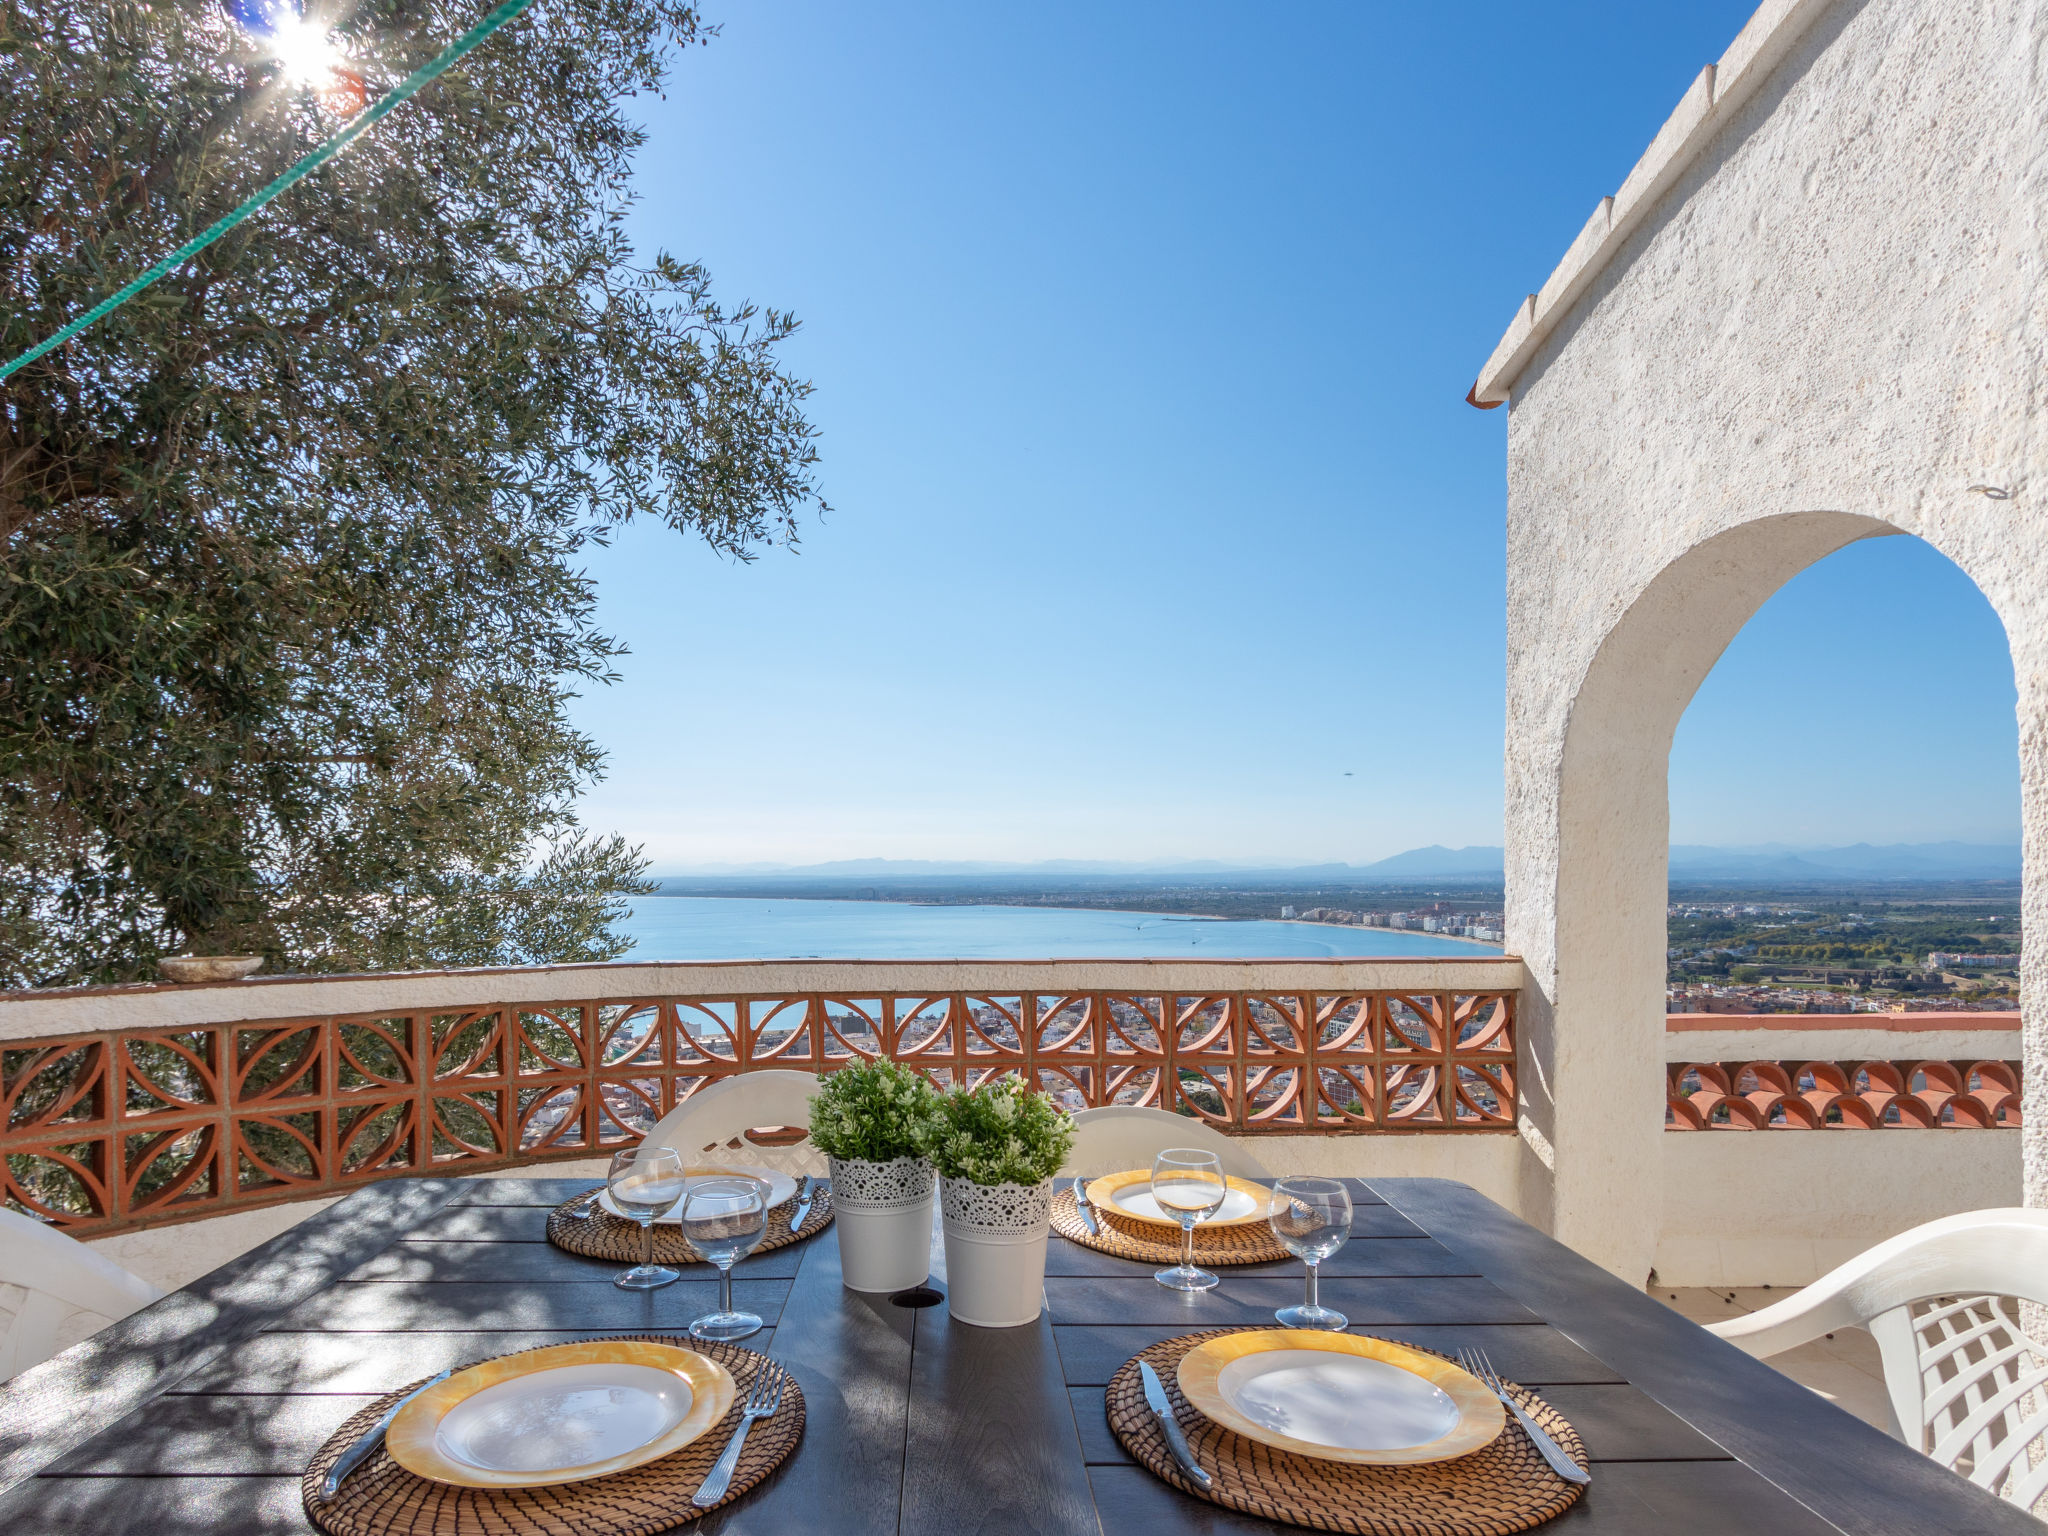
[809,1064,1076,1185]
[924,1077,1075,1187]
[807,1059,943,1163]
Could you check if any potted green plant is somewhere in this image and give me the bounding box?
[927,1077,1075,1327]
[808,1060,944,1293]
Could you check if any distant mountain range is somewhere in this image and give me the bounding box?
[1666,842,2020,880]
[657,847,1506,883]
[658,842,2021,884]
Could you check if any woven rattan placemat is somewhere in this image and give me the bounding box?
[546,1186,833,1265]
[1050,1185,1293,1266]
[1106,1329,1587,1535]
[302,1335,803,1536]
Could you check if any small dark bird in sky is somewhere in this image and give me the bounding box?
[1343,771,1354,776]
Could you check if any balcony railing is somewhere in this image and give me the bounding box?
[1663,1011,2023,1129]
[0,956,1519,1236]
[1666,1060,2021,1129]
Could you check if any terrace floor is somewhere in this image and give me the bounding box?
[1662,1287,1891,1431]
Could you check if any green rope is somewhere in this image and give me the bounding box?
[0,0,535,382]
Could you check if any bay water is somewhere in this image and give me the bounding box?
[614,896,1498,961]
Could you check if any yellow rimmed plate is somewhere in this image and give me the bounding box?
[1085,1169,1275,1228]
[1176,1330,1505,1465]
[388,1339,735,1489]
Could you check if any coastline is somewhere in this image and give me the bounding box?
[1281,917,1498,948]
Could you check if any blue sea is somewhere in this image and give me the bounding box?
[613,897,1497,961]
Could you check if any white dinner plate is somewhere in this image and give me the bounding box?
[597,1163,796,1222]
[388,1339,735,1488]
[1176,1329,1504,1465]
[1108,1182,1267,1225]
[437,1362,694,1474]
[1220,1350,1458,1451]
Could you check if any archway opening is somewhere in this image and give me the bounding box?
[1669,534,2020,1011]
[1514,512,2027,1288]
[1650,533,2022,1312]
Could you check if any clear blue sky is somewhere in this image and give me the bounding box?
[567,1,2020,870]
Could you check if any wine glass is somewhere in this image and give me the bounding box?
[1151,1148,1227,1292]
[607,1146,687,1290]
[681,1176,770,1341]
[1268,1175,1352,1330]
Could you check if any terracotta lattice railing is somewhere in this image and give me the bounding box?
[1,971,1517,1235]
[1666,1060,2022,1129]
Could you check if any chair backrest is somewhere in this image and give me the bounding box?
[0,1207,166,1383]
[641,1070,826,1177]
[1707,1208,2048,1510]
[1058,1105,1272,1179]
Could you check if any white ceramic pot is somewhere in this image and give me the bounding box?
[938,1176,1053,1328]
[828,1156,935,1294]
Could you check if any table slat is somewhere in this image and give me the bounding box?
[263,1278,792,1333]
[342,1239,809,1283]
[901,1307,1098,1536]
[1043,1234,1477,1279]
[42,1393,379,1477]
[748,1215,915,1536]
[0,1474,314,1535]
[165,1326,778,1396]
[1043,1273,1540,1327]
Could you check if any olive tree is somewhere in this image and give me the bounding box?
[0,0,822,985]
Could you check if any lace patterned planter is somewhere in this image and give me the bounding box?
[828,1156,935,1294]
[938,1176,1053,1327]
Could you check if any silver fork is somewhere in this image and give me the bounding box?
[691,1364,787,1507]
[1458,1349,1589,1486]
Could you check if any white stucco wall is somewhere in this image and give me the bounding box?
[1487,0,2048,1281]
[1656,1131,2021,1287]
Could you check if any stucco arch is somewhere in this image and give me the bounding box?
[1478,0,2048,1282]
[1523,510,1917,1279]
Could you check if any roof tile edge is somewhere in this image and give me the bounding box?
[1468,0,1839,406]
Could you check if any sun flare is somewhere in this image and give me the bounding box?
[267,16,342,85]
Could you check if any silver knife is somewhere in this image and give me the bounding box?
[1072,1176,1099,1236]
[1138,1360,1211,1491]
[1490,1389,1589,1485]
[318,1369,453,1500]
[788,1175,814,1234]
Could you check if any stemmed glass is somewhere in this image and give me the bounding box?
[1151,1148,1227,1292]
[607,1147,688,1290]
[681,1176,769,1341]
[1268,1176,1352,1330]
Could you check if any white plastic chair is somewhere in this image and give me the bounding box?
[642,1070,826,1177]
[1058,1104,1272,1179]
[1707,1208,2048,1511]
[0,1206,166,1382]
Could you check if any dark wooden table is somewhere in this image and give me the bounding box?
[0,1175,2032,1535]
